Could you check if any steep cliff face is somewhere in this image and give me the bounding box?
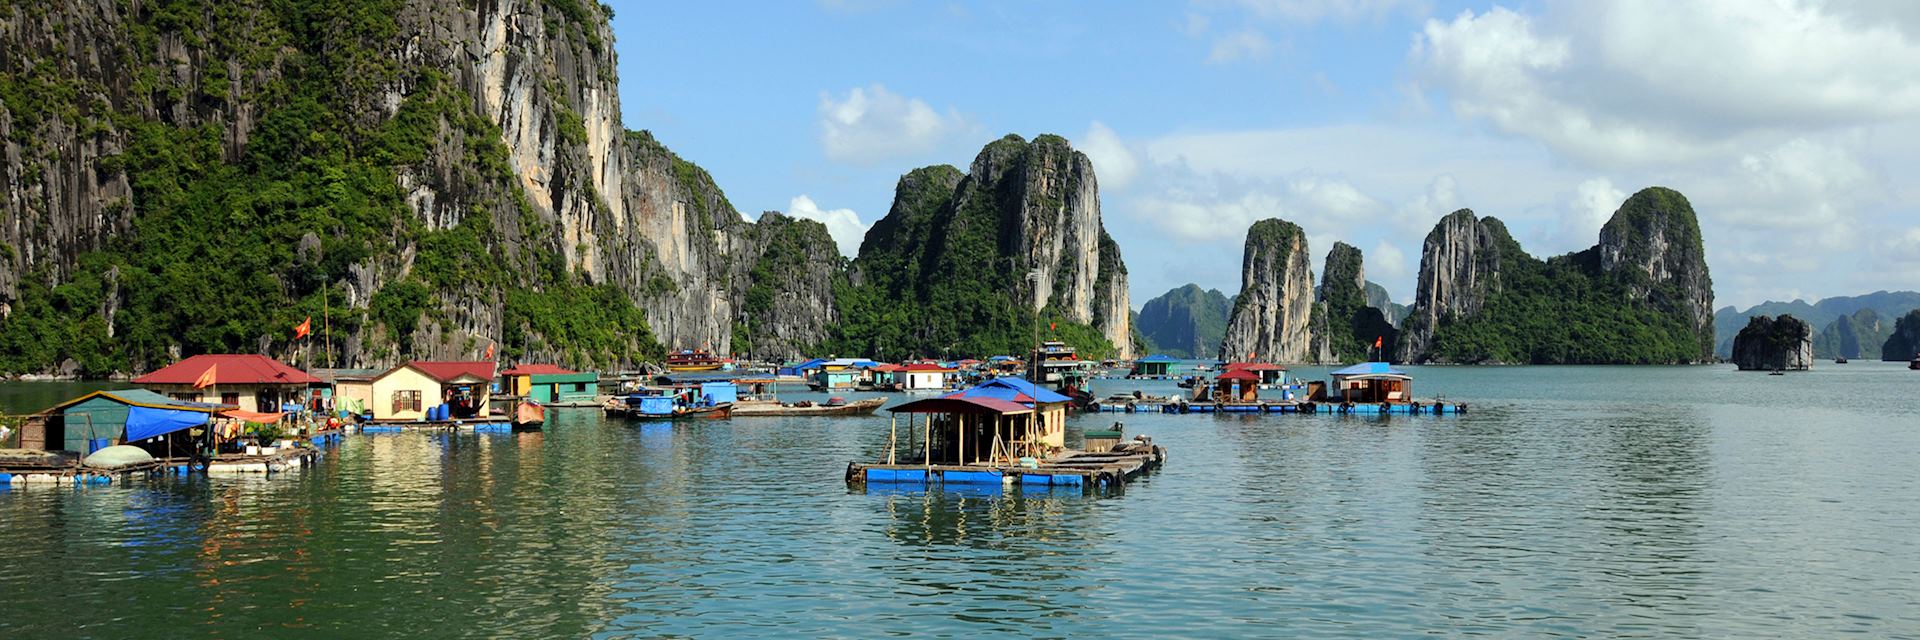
[728,212,840,361]
[1596,187,1715,359]
[1883,310,1920,362]
[1731,315,1812,371]
[1397,209,1518,361]
[0,0,829,375]
[1136,284,1231,359]
[831,134,1133,359]
[1397,187,1715,364]
[1221,219,1315,363]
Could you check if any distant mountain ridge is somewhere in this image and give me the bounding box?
[1713,291,1920,358]
[1136,284,1231,359]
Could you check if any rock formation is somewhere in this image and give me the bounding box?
[1396,187,1715,364]
[1220,219,1316,363]
[1882,309,1920,362]
[834,134,1133,359]
[0,1,843,374]
[728,213,841,361]
[1731,315,1813,371]
[1397,209,1519,362]
[1136,284,1231,359]
[1317,243,1397,363]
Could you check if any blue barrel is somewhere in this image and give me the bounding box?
[87,438,112,454]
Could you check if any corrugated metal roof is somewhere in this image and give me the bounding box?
[405,361,497,383]
[501,364,576,376]
[889,396,1034,415]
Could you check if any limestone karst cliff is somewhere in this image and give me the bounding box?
[1317,242,1397,363]
[1730,315,1813,371]
[1396,187,1715,364]
[1883,310,1920,362]
[1220,219,1316,363]
[0,0,841,374]
[830,134,1133,360]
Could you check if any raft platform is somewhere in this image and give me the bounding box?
[357,419,514,434]
[846,442,1167,493]
[1144,401,1466,415]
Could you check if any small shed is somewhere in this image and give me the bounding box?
[34,389,227,455]
[1212,370,1261,402]
[1223,361,1287,385]
[370,361,495,421]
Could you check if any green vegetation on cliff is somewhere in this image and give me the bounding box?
[1136,284,1230,358]
[1418,189,1712,364]
[0,1,661,375]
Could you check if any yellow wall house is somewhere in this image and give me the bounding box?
[370,361,496,421]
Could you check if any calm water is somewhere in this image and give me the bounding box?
[2,365,1917,638]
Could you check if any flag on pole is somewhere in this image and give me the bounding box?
[1049,322,1056,331]
[193,365,218,390]
[484,342,496,359]
[294,316,312,339]
[1374,336,1383,349]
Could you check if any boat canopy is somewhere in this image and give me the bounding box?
[890,396,1033,415]
[1330,362,1410,380]
[948,377,1071,404]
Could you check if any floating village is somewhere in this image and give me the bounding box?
[0,339,1466,494]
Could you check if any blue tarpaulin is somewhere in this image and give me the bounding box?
[125,405,210,441]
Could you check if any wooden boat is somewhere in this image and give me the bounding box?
[1910,355,1920,370]
[605,392,733,420]
[664,349,731,372]
[731,397,886,417]
[511,400,545,430]
[1835,357,1849,364]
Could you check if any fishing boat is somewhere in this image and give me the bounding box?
[511,400,545,431]
[731,396,887,417]
[1910,354,1920,370]
[604,391,734,420]
[1835,357,1849,364]
[664,349,732,372]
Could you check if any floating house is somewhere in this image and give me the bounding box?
[133,354,319,412]
[1322,362,1413,404]
[901,362,956,390]
[369,361,495,421]
[1130,354,1179,377]
[808,358,879,391]
[501,364,599,405]
[1223,362,1287,386]
[311,368,380,415]
[867,363,905,389]
[1208,370,1262,402]
[848,376,1162,490]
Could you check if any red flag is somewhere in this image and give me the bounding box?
[193,364,218,390]
[484,342,495,359]
[294,316,312,339]
[1374,336,1383,349]
[1049,322,1056,331]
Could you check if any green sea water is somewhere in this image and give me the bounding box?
[1,364,1916,638]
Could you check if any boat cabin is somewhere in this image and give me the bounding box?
[1324,362,1413,404]
[665,349,732,372]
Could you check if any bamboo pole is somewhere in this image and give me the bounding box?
[922,413,930,468]
[888,414,897,465]
[958,413,966,466]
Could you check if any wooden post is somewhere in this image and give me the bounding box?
[922,413,930,468]
[958,413,966,466]
[888,414,897,465]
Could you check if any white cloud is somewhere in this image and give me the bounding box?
[1554,177,1625,251]
[1369,240,1409,282]
[1208,29,1274,63]
[818,84,971,165]
[1413,2,1920,168]
[1079,121,1141,190]
[785,195,867,257]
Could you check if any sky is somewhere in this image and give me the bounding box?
[609,0,1920,312]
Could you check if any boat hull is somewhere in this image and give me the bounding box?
[731,397,886,417]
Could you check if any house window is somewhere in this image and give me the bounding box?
[221,392,240,406]
[393,390,422,413]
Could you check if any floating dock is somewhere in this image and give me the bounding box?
[847,442,1167,493]
[357,419,514,434]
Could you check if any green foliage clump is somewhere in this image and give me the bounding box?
[504,281,664,368]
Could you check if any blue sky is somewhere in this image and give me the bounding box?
[611,1,1920,311]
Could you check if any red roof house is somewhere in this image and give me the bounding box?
[134,354,320,386]
[407,361,498,383]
